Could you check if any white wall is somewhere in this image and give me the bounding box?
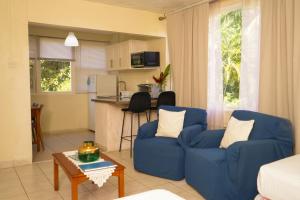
[28,0,167,37]
[0,0,167,167]
[31,94,89,133]
[0,0,32,168]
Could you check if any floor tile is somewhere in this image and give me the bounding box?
[0,131,207,200]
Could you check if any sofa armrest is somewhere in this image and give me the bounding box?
[178,124,206,148]
[188,129,225,148]
[137,120,158,139]
[226,139,293,198]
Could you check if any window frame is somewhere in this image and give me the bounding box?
[31,59,75,95]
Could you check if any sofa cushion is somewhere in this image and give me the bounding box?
[232,110,292,143]
[156,109,186,138]
[134,137,185,180]
[220,116,254,148]
[185,148,231,200]
[159,106,207,129]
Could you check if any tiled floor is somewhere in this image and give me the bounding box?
[32,131,95,162]
[1,132,205,200]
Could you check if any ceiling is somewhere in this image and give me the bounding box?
[85,0,204,13]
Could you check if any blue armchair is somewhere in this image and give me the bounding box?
[134,106,207,180]
[184,110,293,200]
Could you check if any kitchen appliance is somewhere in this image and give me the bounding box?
[138,84,152,93]
[138,84,160,98]
[96,74,118,97]
[87,74,117,131]
[131,51,160,68]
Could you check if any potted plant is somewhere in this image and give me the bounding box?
[153,64,170,92]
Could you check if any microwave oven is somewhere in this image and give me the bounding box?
[131,51,160,68]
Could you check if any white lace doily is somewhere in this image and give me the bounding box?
[63,150,116,187]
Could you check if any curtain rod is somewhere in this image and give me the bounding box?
[162,0,217,18]
[29,34,110,43]
[166,0,211,16]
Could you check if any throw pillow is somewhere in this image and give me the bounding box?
[220,116,255,148]
[156,109,186,138]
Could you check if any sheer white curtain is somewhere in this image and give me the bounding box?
[207,2,224,129]
[239,0,261,111]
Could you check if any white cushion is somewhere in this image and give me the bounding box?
[156,109,186,138]
[257,155,300,200]
[115,189,184,200]
[220,116,254,148]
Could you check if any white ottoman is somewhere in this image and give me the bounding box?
[257,155,300,200]
[115,189,185,200]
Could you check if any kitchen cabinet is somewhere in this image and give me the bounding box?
[106,40,147,70]
[106,44,120,70]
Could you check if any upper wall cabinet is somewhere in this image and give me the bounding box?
[106,40,147,70]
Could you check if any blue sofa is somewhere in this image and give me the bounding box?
[184,110,293,200]
[134,105,207,180]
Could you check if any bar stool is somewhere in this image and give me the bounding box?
[149,91,176,120]
[119,92,151,157]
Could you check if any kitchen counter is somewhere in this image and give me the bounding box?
[92,96,157,151]
[92,97,131,105]
[92,96,157,105]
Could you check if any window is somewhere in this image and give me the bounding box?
[29,36,74,93]
[29,36,108,93]
[29,59,36,93]
[40,60,72,92]
[221,9,242,107]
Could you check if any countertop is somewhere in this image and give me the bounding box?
[92,96,157,105]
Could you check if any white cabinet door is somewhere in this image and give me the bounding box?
[119,41,131,69]
[130,40,148,53]
[106,40,148,71]
[106,45,114,70]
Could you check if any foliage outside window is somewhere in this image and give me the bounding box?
[30,59,36,93]
[40,60,71,92]
[221,9,242,107]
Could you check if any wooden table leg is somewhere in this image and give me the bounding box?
[54,160,59,191]
[118,170,125,197]
[71,180,78,200]
[36,112,43,151]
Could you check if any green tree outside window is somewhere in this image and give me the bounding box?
[40,60,71,92]
[221,9,242,106]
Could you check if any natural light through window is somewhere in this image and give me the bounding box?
[40,60,72,92]
[221,9,242,107]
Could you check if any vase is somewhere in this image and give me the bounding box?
[78,141,100,162]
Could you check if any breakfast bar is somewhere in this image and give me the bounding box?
[92,97,157,152]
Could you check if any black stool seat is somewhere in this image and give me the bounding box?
[119,92,151,157]
[151,91,176,110]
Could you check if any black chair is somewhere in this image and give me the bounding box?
[119,92,151,157]
[154,91,176,109]
[149,91,176,120]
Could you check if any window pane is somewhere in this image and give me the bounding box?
[40,60,71,92]
[30,59,36,93]
[221,9,242,107]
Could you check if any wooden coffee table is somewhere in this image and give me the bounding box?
[53,152,125,200]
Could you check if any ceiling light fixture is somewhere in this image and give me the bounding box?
[64,32,79,47]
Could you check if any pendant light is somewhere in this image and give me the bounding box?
[64,32,79,47]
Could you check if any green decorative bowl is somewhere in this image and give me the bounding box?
[78,141,100,163]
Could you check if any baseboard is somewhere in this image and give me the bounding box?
[43,128,90,135]
[0,159,32,169]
